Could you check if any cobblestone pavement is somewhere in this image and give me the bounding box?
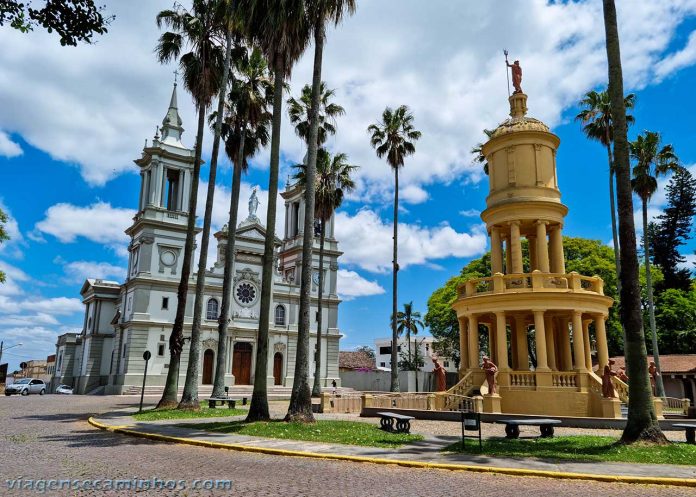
[1,395,693,497]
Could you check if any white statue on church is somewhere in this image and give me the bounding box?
[249,188,259,218]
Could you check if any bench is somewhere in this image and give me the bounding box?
[673,423,696,444]
[208,397,248,410]
[498,418,561,439]
[377,412,415,434]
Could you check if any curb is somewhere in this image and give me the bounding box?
[88,417,696,488]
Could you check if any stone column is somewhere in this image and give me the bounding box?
[534,311,550,371]
[528,235,537,271]
[488,322,497,364]
[582,319,593,371]
[510,317,518,370]
[535,221,550,272]
[559,317,572,371]
[549,224,565,273]
[458,316,469,372]
[469,315,480,369]
[594,314,609,371]
[510,221,523,274]
[515,318,529,370]
[490,227,504,274]
[504,236,512,275]
[495,311,509,370]
[544,314,557,370]
[571,311,587,371]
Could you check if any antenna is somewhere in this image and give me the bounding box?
[504,49,511,97]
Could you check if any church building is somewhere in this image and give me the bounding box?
[51,83,343,394]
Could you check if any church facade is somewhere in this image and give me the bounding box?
[51,84,343,395]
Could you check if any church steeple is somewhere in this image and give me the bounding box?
[160,82,185,147]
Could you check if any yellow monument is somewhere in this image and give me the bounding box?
[448,75,625,418]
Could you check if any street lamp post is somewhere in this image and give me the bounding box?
[0,341,23,366]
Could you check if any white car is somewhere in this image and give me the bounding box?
[55,384,73,395]
[5,378,46,396]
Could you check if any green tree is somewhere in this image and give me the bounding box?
[287,82,345,147]
[0,208,8,283]
[575,88,635,323]
[355,345,375,360]
[239,0,310,422]
[155,0,226,410]
[602,0,666,443]
[212,46,273,397]
[1,0,112,46]
[649,167,696,292]
[630,130,680,400]
[395,301,424,369]
[367,105,421,392]
[655,288,696,354]
[293,149,357,398]
[287,0,356,424]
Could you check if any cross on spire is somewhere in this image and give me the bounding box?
[173,69,179,85]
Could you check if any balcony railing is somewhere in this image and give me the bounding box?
[457,271,605,299]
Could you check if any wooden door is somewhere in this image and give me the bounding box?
[232,342,252,385]
[273,353,283,386]
[202,349,214,385]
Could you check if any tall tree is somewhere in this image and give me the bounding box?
[1,0,112,46]
[0,208,8,283]
[212,46,273,396]
[286,0,355,423]
[602,0,666,443]
[575,89,635,324]
[395,301,424,369]
[649,167,696,292]
[238,0,310,422]
[293,149,357,397]
[367,105,421,392]
[630,130,680,400]
[154,0,225,409]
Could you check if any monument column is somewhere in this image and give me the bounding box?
[504,236,512,274]
[528,235,537,271]
[533,311,549,371]
[468,315,480,369]
[488,321,497,364]
[582,318,593,371]
[510,221,523,273]
[544,314,556,370]
[490,227,504,274]
[594,314,609,371]
[549,224,565,273]
[515,318,529,370]
[571,311,587,371]
[535,221,550,272]
[495,311,509,370]
[559,317,572,370]
[458,316,469,372]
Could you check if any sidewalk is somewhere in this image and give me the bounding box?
[90,408,696,486]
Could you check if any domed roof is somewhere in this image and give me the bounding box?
[489,92,550,139]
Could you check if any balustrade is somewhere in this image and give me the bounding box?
[457,271,604,298]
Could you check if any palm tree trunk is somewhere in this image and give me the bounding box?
[246,53,285,422]
[391,167,400,392]
[156,103,206,409]
[642,199,666,398]
[407,327,412,368]
[602,0,665,443]
[286,21,324,423]
[311,217,326,397]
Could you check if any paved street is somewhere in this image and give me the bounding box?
[0,395,693,497]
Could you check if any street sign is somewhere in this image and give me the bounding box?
[143,351,152,361]
[20,362,27,370]
[139,350,151,412]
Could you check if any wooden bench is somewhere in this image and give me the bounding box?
[673,423,696,444]
[377,412,415,434]
[208,397,247,410]
[498,418,561,439]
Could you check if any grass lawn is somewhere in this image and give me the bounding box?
[182,420,424,448]
[444,435,696,465]
[133,402,247,421]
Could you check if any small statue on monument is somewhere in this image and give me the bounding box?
[602,359,617,398]
[648,360,660,395]
[618,366,628,383]
[248,187,259,218]
[432,357,447,392]
[504,50,523,94]
[482,356,498,395]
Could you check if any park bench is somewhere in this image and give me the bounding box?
[207,397,247,410]
[673,423,696,444]
[498,418,561,439]
[377,411,415,434]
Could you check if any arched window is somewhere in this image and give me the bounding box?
[274,305,286,326]
[206,298,219,320]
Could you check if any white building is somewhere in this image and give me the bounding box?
[53,83,343,394]
[374,336,458,373]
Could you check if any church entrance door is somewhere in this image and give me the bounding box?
[233,342,252,385]
[202,349,214,385]
[273,352,283,385]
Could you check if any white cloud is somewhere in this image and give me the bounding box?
[678,253,696,270]
[459,209,481,218]
[0,260,29,296]
[60,259,125,284]
[655,30,696,81]
[0,202,25,259]
[0,131,22,158]
[336,269,385,301]
[34,201,135,245]
[335,209,487,273]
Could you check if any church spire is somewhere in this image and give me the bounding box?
[160,82,185,147]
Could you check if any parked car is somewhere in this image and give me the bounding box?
[5,378,46,396]
[55,384,73,395]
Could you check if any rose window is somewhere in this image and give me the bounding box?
[236,282,256,304]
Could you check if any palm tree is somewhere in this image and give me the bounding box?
[575,89,635,317]
[293,149,357,397]
[601,0,666,443]
[367,105,421,392]
[155,0,225,409]
[630,131,680,400]
[238,0,310,422]
[212,46,273,397]
[395,301,424,368]
[286,0,355,424]
[471,129,494,175]
[287,82,345,147]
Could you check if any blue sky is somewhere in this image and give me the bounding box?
[1,1,696,370]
